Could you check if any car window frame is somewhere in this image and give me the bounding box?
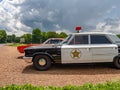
[90,34,112,44]
[68,34,89,45]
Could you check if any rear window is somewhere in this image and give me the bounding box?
[91,35,112,44]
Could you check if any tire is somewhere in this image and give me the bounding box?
[33,55,51,71]
[113,56,120,69]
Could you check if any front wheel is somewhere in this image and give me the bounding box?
[113,56,120,69]
[33,55,51,71]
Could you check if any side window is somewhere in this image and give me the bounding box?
[69,35,88,45]
[50,40,59,44]
[91,35,112,44]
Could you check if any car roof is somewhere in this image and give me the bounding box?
[69,32,115,35]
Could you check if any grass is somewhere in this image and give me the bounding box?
[7,43,25,47]
[1,81,120,90]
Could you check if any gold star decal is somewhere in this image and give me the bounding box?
[71,49,81,59]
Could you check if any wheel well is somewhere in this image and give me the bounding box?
[32,54,54,63]
[113,55,120,61]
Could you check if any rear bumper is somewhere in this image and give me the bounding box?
[23,56,32,63]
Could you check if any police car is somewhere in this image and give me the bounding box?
[23,32,120,71]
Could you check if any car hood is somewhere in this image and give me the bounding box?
[24,44,61,50]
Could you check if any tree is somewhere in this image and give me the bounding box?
[46,31,58,39]
[7,35,20,43]
[0,30,7,43]
[11,34,16,42]
[59,32,67,38]
[14,37,20,43]
[21,34,32,44]
[32,28,42,43]
[117,34,120,38]
[41,32,47,42]
[7,35,12,43]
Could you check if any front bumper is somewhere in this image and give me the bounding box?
[23,56,32,63]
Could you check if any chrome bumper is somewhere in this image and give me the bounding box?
[23,56,32,63]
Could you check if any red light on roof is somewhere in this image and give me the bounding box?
[75,26,82,31]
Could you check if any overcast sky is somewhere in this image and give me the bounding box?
[0,0,120,36]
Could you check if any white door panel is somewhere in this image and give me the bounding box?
[61,44,118,64]
[91,45,118,62]
[61,45,92,63]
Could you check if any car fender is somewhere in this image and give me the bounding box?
[32,52,54,62]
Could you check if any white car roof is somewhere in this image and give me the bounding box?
[70,32,115,35]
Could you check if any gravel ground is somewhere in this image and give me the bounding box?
[0,46,120,86]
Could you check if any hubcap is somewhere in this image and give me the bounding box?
[38,58,46,66]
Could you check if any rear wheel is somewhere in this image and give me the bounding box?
[33,55,51,71]
[113,57,120,69]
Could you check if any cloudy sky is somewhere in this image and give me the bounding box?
[0,0,120,36]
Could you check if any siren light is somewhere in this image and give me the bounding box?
[75,26,82,33]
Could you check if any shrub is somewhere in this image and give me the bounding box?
[1,81,120,90]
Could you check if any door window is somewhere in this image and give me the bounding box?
[69,35,88,45]
[91,35,112,44]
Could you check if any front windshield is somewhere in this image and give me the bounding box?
[43,39,63,44]
[45,40,62,44]
[60,35,72,45]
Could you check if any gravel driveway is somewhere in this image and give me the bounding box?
[0,46,120,86]
[0,44,5,47]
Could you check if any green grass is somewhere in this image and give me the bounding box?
[7,43,25,47]
[1,81,120,90]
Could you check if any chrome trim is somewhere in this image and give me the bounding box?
[23,56,32,63]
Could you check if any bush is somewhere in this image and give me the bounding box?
[1,81,120,90]
[8,43,25,47]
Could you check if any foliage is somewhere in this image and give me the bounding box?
[21,34,32,44]
[46,31,67,40]
[8,43,25,47]
[46,31,58,39]
[14,37,20,43]
[117,34,120,38]
[7,34,20,43]
[31,28,67,44]
[0,28,68,44]
[1,81,120,90]
[0,30,7,43]
[59,32,67,38]
[32,28,42,43]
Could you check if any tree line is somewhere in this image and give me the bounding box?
[0,28,67,44]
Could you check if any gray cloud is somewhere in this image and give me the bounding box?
[19,0,120,32]
[95,17,120,34]
[1,0,120,36]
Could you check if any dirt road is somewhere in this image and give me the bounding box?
[0,46,120,86]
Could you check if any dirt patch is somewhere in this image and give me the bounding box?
[0,46,120,86]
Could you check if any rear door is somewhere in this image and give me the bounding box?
[90,35,118,62]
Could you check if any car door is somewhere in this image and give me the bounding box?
[61,35,92,64]
[90,35,118,62]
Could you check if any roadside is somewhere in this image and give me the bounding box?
[0,44,5,47]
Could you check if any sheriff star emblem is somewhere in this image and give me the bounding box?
[71,49,81,59]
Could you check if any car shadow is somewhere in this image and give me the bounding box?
[17,56,23,59]
[22,63,120,75]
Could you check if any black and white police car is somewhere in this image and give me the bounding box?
[23,32,120,71]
